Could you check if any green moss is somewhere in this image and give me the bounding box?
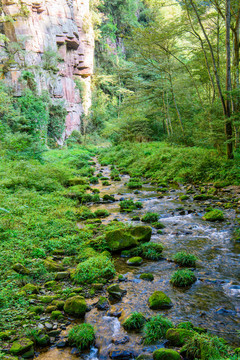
[173,251,198,267]
[180,195,190,201]
[122,312,146,331]
[203,209,224,221]
[105,226,152,251]
[177,321,194,330]
[10,338,34,355]
[140,273,154,281]
[77,246,98,262]
[68,324,95,351]
[73,255,116,284]
[153,349,181,360]
[166,328,195,346]
[44,258,64,272]
[143,315,173,344]
[120,199,143,212]
[63,296,87,317]
[22,283,39,294]
[152,222,165,229]
[127,180,143,189]
[51,310,63,319]
[170,269,197,287]
[148,291,173,309]
[127,256,143,265]
[94,209,110,218]
[38,295,58,303]
[141,212,159,223]
[103,194,115,201]
[193,194,211,200]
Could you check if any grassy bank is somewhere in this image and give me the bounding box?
[99,142,240,185]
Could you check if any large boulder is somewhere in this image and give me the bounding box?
[148,291,173,310]
[105,226,152,251]
[64,296,87,317]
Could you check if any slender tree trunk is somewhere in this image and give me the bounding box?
[162,92,170,136]
[225,0,233,159]
[169,73,184,134]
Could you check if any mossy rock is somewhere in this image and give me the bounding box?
[153,349,181,360]
[127,256,143,266]
[140,273,154,281]
[107,283,126,300]
[203,209,224,221]
[10,338,34,356]
[51,310,63,320]
[22,283,39,294]
[55,271,70,280]
[148,291,173,310]
[166,328,194,346]
[38,295,58,303]
[52,300,65,310]
[77,247,98,262]
[180,195,189,201]
[0,330,11,340]
[44,258,64,272]
[45,280,57,289]
[12,263,30,275]
[105,226,152,251]
[46,305,57,313]
[29,305,44,314]
[36,334,50,346]
[64,296,87,317]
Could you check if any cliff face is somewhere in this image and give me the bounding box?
[0,0,94,138]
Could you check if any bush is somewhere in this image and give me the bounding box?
[141,212,159,223]
[170,269,197,287]
[73,255,116,284]
[68,324,95,351]
[173,252,198,267]
[143,315,173,344]
[122,312,146,331]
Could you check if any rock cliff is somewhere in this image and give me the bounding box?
[0,0,94,138]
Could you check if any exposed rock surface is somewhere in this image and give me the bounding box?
[0,0,94,137]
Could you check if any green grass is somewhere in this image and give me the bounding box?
[170,269,197,287]
[119,199,143,211]
[173,251,198,267]
[143,315,173,344]
[122,312,146,331]
[99,142,240,184]
[141,212,159,223]
[68,324,95,351]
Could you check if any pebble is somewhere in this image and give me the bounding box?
[45,322,53,330]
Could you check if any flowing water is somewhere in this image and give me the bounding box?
[36,160,240,359]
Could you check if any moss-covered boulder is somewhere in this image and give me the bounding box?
[107,284,126,300]
[38,295,58,303]
[203,209,224,221]
[127,256,143,266]
[10,338,34,356]
[153,349,181,360]
[105,226,152,251]
[140,273,154,281]
[51,310,63,319]
[36,334,50,346]
[64,296,87,317]
[12,263,30,275]
[44,258,64,272]
[148,291,173,310]
[22,283,39,294]
[166,328,194,346]
[0,330,11,340]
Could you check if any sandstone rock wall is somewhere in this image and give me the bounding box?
[0,0,94,138]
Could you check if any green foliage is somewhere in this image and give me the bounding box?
[203,209,224,222]
[141,212,159,223]
[133,242,163,260]
[173,252,198,267]
[48,103,67,140]
[181,333,229,360]
[68,324,95,351]
[94,209,110,218]
[42,48,63,73]
[170,269,197,288]
[143,315,173,344]
[120,199,143,211]
[73,255,116,284]
[122,312,146,331]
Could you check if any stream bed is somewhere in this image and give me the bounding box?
[36,159,240,360]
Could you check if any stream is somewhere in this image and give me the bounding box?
[36,159,240,360]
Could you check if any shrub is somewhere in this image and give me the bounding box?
[141,212,159,223]
[68,324,95,351]
[122,312,146,331]
[73,255,116,284]
[170,269,197,287]
[143,315,173,344]
[127,180,142,189]
[89,176,98,184]
[173,251,198,267]
[94,209,109,218]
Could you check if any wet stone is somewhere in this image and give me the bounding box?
[112,335,130,345]
[109,350,135,359]
[56,340,68,348]
[45,322,53,330]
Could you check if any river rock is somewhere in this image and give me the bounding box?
[63,296,87,317]
[107,284,127,300]
[153,349,181,360]
[127,257,143,266]
[12,263,30,275]
[148,291,173,310]
[112,335,129,345]
[96,297,110,311]
[105,226,152,251]
[10,338,34,356]
[55,271,70,280]
[109,350,135,359]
